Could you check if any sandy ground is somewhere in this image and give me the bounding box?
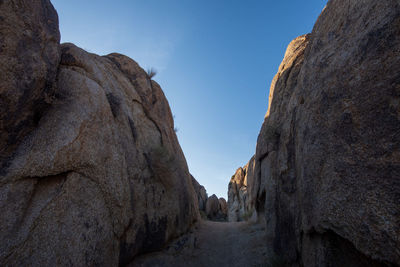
[129,220,270,267]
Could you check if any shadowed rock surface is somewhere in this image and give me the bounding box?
[239,0,400,266]
[191,175,208,212]
[218,197,228,216]
[0,0,60,175]
[205,194,227,221]
[0,1,199,266]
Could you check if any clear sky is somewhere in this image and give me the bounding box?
[52,0,328,199]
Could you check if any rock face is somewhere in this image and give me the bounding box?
[205,194,220,219]
[0,0,60,174]
[218,198,228,216]
[227,166,247,221]
[205,194,227,221]
[192,176,227,221]
[227,156,257,222]
[191,175,208,212]
[247,0,400,266]
[0,1,199,266]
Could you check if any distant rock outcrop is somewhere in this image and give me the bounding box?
[192,176,227,221]
[0,1,199,266]
[191,175,208,212]
[206,194,220,218]
[227,156,256,222]
[205,194,227,221]
[227,166,247,221]
[240,0,400,266]
[218,197,228,216]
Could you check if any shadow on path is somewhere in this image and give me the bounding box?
[129,220,269,267]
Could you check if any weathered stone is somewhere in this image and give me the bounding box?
[205,194,220,219]
[244,156,257,219]
[249,0,400,266]
[191,175,208,211]
[228,167,245,222]
[205,194,227,221]
[0,2,199,265]
[218,198,228,216]
[0,0,60,175]
[227,158,257,222]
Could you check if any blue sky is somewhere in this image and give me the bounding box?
[52,0,327,199]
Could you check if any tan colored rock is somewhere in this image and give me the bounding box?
[227,158,256,222]
[0,2,199,266]
[251,0,400,266]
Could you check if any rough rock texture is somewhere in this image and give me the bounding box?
[191,175,208,212]
[228,167,247,221]
[0,1,199,266]
[205,194,227,221]
[191,176,227,221]
[250,0,400,266]
[0,0,61,175]
[227,156,256,222]
[205,194,220,219]
[218,198,228,216]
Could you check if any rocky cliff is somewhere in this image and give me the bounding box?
[227,156,256,222]
[234,0,400,266]
[0,1,200,266]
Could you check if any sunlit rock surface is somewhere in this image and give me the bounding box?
[0,1,199,265]
[227,156,258,222]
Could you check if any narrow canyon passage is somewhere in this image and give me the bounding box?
[129,220,269,267]
[2,1,399,266]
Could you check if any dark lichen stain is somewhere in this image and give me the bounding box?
[128,117,137,141]
[61,51,77,66]
[106,92,121,118]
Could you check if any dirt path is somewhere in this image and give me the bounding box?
[129,220,270,267]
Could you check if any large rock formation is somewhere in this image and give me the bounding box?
[0,1,199,266]
[192,176,228,221]
[0,0,60,174]
[227,156,257,222]
[246,0,400,266]
[218,197,228,216]
[191,175,208,212]
[205,194,227,221]
[228,165,247,221]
